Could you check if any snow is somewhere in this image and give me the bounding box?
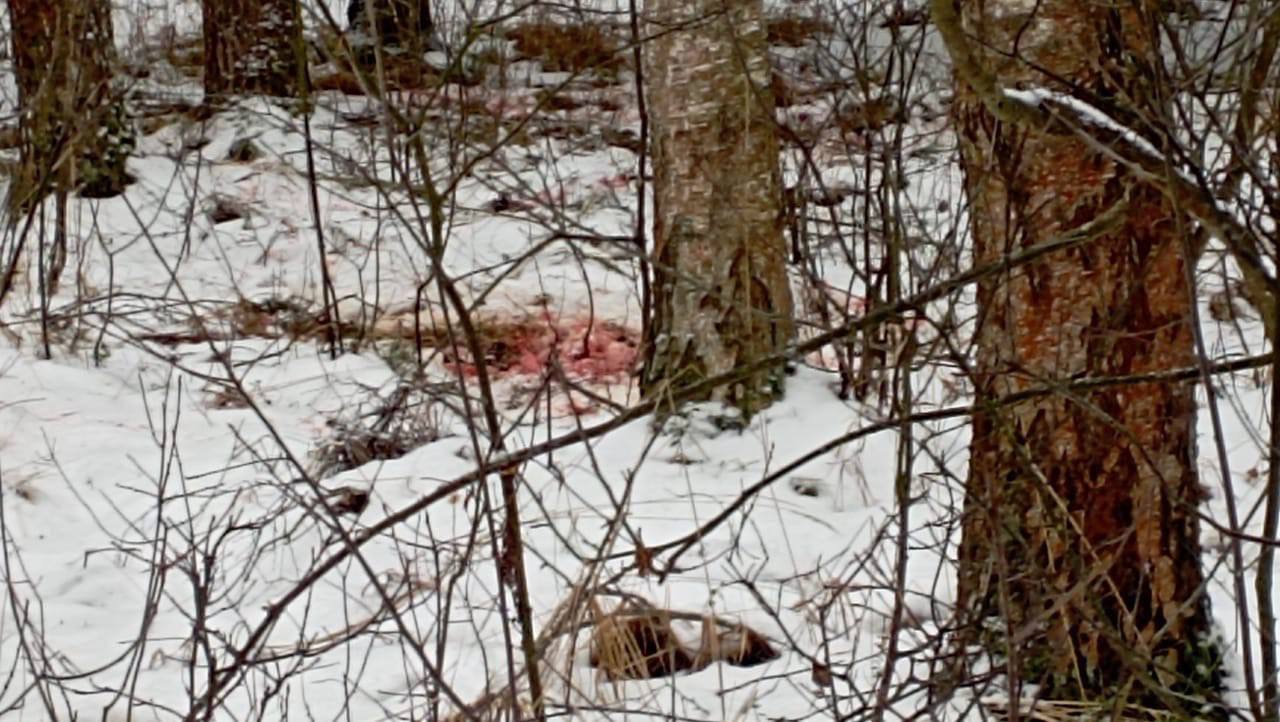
[0,2,1275,721]
[1003,87,1169,163]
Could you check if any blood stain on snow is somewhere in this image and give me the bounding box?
[441,313,639,385]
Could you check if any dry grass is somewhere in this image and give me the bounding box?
[980,697,1185,722]
[312,60,446,93]
[535,88,588,112]
[135,296,346,347]
[588,599,778,680]
[766,14,832,47]
[505,21,625,76]
[590,608,697,680]
[310,384,455,477]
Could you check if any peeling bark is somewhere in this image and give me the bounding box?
[951,0,1220,708]
[641,0,795,415]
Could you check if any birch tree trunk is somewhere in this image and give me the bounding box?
[641,0,795,416]
[203,0,301,98]
[950,0,1221,709]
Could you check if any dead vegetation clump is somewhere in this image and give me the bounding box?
[135,296,342,346]
[311,54,450,93]
[590,608,699,679]
[505,21,625,76]
[203,380,251,409]
[226,296,330,340]
[834,96,905,136]
[437,595,780,722]
[311,383,457,477]
[766,14,832,47]
[588,599,779,680]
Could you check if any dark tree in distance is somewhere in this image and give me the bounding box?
[5,0,134,300]
[9,0,133,206]
[347,0,435,54]
[202,0,301,98]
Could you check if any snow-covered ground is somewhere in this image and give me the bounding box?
[0,2,1275,721]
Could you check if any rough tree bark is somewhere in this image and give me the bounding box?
[9,0,133,209]
[947,0,1221,710]
[203,0,301,98]
[640,0,795,416]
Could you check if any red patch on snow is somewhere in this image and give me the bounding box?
[442,313,639,384]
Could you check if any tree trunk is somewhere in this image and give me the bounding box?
[953,0,1220,709]
[9,0,133,209]
[348,0,434,53]
[203,0,301,98]
[640,0,795,416]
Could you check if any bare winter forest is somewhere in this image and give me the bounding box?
[1,0,1278,720]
